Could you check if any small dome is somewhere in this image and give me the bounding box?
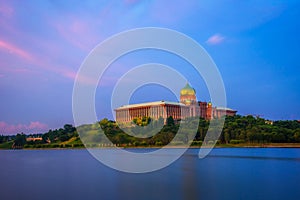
[180,83,196,96]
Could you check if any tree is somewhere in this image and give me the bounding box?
[294,129,300,142]
[224,131,230,144]
[166,116,175,126]
[14,133,26,147]
[64,124,76,133]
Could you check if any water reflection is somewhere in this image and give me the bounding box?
[0,148,300,200]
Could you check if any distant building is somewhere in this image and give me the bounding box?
[115,101,190,123]
[265,120,273,125]
[211,107,237,118]
[115,83,237,123]
[26,137,43,142]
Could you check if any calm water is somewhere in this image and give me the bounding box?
[0,148,300,200]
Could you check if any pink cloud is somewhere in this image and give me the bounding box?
[0,40,34,62]
[62,69,99,85]
[0,10,103,82]
[206,34,225,45]
[0,36,114,86]
[0,15,90,79]
[27,121,48,130]
[53,17,100,51]
[62,69,120,86]
[0,121,48,135]
[0,14,104,84]
[0,38,82,81]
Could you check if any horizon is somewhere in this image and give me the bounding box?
[1,0,300,135]
[1,114,299,137]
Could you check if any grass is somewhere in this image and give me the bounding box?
[0,141,13,149]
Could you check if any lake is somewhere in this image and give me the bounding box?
[0,148,300,200]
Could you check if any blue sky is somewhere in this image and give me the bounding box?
[0,0,299,134]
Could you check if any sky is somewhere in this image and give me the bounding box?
[0,0,300,135]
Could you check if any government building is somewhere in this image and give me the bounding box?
[115,83,237,123]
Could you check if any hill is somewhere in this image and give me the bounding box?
[0,115,300,149]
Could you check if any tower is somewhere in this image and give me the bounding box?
[180,83,199,117]
[206,102,212,120]
[180,83,196,105]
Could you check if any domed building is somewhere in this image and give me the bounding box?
[180,83,196,105]
[115,83,237,124]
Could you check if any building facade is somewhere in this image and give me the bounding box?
[115,101,190,123]
[115,83,237,124]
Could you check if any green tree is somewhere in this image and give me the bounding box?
[166,116,175,126]
[14,133,26,147]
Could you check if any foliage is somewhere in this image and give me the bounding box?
[13,133,26,148]
[42,124,77,143]
[1,115,300,149]
[219,115,300,144]
[132,116,151,126]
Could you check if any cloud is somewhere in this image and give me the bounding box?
[0,38,85,81]
[0,121,48,135]
[63,69,121,87]
[206,34,225,45]
[0,39,34,62]
[62,69,99,85]
[27,121,48,130]
[52,16,101,51]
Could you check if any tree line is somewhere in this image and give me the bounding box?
[0,115,300,149]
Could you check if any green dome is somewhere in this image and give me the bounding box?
[180,83,196,96]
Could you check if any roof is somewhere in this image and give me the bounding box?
[215,107,237,112]
[180,83,196,95]
[115,100,187,110]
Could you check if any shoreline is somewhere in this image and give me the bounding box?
[1,143,300,150]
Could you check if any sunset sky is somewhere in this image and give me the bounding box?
[1,0,300,134]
